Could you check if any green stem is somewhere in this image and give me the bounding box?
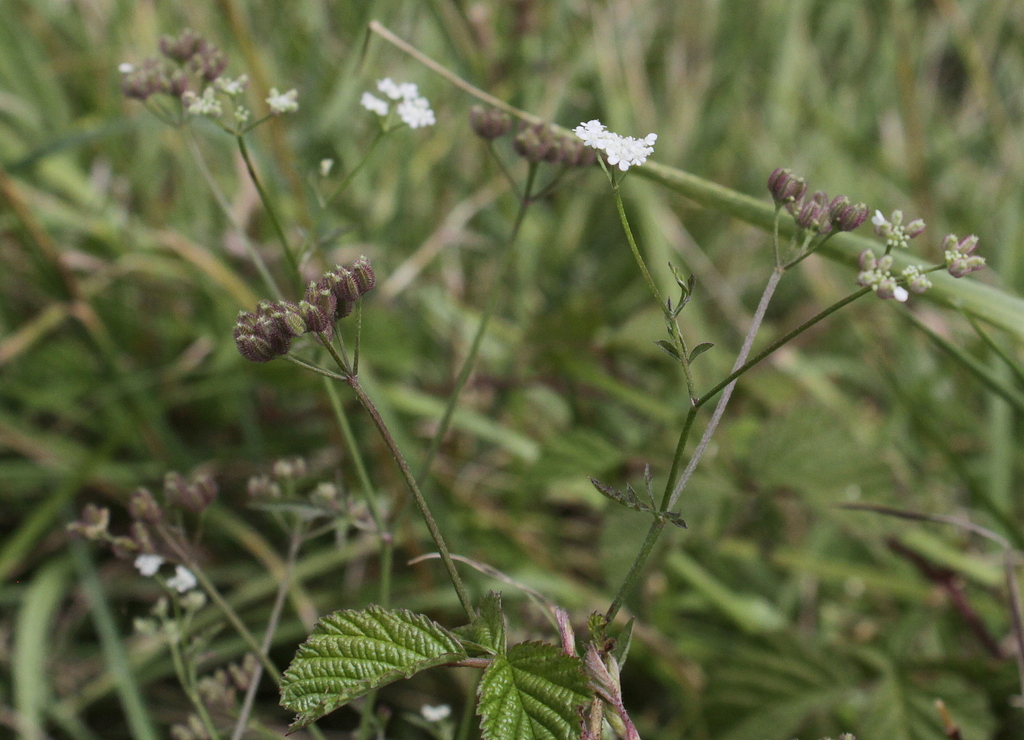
[695,286,871,411]
[611,179,664,307]
[325,130,386,207]
[183,129,283,301]
[416,164,537,483]
[236,134,301,287]
[346,376,476,620]
[230,520,304,740]
[605,275,867,625]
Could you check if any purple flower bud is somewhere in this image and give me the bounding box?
[469,105,512,140]
[767,168,808,205]
[833,201,869,232]
[349,256,376,296]
[905,218,926,238]
[957,234,979,255]
[129,487,163,524]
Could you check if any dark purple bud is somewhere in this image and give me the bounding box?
[833,201,869,232]
[767,167,807,205]
[298,300,331,336]
[323,266,361,304]
[469,105,512,140]
[348,256,376,296]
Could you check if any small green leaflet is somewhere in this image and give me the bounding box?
[454,591,507,655]
[280,606,467,729]
[590,469,687,529]
[478,642,592,740]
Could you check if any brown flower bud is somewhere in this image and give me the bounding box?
[129,487,163,524]
[469,105,512,140]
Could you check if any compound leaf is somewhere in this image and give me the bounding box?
[478,641,592,740]
[281,606,467,729]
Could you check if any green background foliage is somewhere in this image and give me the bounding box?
[1,0,1022,738]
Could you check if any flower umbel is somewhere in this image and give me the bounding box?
[942,233,986,277]
[857,250,909,302]
[361,78,435,128]
[266,87,299,114]
[573,119,657,171]
[872,209,925,250]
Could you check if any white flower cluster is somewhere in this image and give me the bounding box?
[871,209,925,251]
[266,87,299,115]
[360,78,436,129]
[572,119,657,171]
[183,87,222,117]
[857,251,921,302]
[133,554,199,594]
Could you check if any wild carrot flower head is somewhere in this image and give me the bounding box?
[361,79,435,128]
[572,119,657,171]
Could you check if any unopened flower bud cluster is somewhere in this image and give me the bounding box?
[768,169,985,302]
[767,168,869,235]
[119,28,297,126]
[360,78,436,129]
[234,257,376,363]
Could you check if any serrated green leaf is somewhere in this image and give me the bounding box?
[455,591,507,656]
[280,606,467,729]
[478,641,592,740]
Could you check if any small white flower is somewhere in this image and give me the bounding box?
[871,210,886,228]
[118,62,135,74]
[360,91,389,116]
[216,74,249,96]
[320,158,334,177]
[421,704,451,722]
[234,105,251,123]
[572,119,656,171]
[266,88,299,114]
[134,554,165,577]
[184,87,222,117]
[166,565,198,593]
[376,78,418,101]
[397,96,435,128]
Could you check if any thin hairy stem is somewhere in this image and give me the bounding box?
[183,130,283,300]
[346,376,476,619]
[236,134,301,286]
[231,520,303,740]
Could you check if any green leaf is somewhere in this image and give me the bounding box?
[478,642,592,740]
[280,606,467,729]
[688,341,714,363]
[454,591,507,655]
[654,339,682,362]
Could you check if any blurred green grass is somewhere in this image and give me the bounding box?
[1,1,1023,738]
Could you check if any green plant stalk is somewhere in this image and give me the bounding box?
[372,18,1024,340]
[231,519,303,740]
[635,160,1024,340]
[416,163,537,483]
[184,129,283,300]
[324,129,386,207]
[236,133,301,286]
[168,628,222,740]
[185,562,282,683]
[610,175,664,308]
[604,281,871,624]
[344,374,476,620]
